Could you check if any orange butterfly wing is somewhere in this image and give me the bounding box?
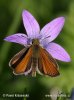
[9,47,32,74]
[38,47,60,77]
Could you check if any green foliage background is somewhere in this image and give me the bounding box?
[0,0,74,100]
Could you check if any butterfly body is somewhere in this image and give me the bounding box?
[29,39,40,77]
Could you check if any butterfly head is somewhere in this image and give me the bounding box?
[32,39,40,46]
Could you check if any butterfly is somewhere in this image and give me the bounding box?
[9,39,59,77]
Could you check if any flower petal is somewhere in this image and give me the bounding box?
[46,42,71,62]
[40,17,65,42]
[22,10,40,39]
[4,33,29,46]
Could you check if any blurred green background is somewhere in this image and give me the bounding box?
[0,0,74,100]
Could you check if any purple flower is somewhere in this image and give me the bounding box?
[4,10,71,62]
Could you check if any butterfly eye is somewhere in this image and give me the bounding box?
[32,39,34,44]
